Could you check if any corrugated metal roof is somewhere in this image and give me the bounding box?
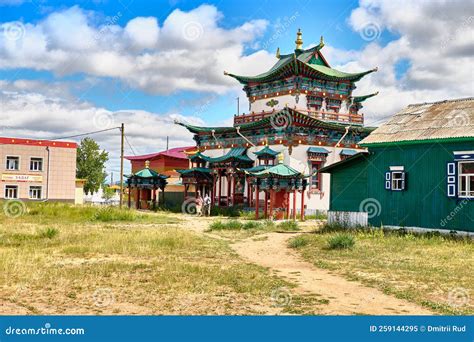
[361,97,474,145]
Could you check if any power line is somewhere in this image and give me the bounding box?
[49,127,121,141]
[124,134,137,155]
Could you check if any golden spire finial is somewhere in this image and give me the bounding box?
[145,160,150,168]
[278,153,284,164]
[276,47,280,58]
[320,35,324,46]
[295,28,303,50]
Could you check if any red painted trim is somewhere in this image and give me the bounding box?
[0,137,77,149]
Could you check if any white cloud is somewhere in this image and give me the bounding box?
[0,84,201,174]
[344,0,474,124]
[0,5,274,94]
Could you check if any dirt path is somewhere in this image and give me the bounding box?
[231,231,433,315]
[166,215,432,314]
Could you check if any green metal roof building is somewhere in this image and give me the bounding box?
[320,98,474,233]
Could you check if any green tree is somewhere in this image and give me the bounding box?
[76,138,109,194]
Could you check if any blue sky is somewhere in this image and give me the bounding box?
[0,0,472,173]
[0,0,398,120]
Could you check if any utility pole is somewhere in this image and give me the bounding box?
[119,123,124,208]
[166,136,169,151]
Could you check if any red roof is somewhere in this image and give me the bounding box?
[125,146,193,161]
[0,136,77,148]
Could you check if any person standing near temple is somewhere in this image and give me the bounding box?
[203,193,211,216]
[195,191,203,216]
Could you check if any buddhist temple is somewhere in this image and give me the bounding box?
[176,30,378,219]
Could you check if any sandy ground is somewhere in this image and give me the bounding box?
[232,232,433,315]
[179,215,433,315]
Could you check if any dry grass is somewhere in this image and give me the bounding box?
[289,227,474,315]
[0,203,310,315]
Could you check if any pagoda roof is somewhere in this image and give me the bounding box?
[176,167,212,175]
[339,148,359,156]
[224,39,377,84]
[238,165,271,173]
[253,146,280,157]
[352,92,379,103]
[246,163,308,179]
[307,147,330,154]
[176,107,375,135]
[189,147,253,164]
[126,167,168,179]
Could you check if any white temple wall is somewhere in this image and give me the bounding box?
[249,94,308,113]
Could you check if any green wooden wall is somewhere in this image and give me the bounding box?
[328,141,474,232]
[329,155,369,211]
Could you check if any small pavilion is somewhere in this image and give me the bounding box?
[245,154,309,220]
[126,161,168,209]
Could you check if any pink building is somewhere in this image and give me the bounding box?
[0,137,77,202]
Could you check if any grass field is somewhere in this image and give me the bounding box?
[288,225,474,315]
[0,202,320,315]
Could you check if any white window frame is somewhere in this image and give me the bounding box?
[29,157,43,171]
[4,185,19,199]
[391,171,404,191]
[5,156,20,171]
[458,161,474,198]
[29,185,42,200]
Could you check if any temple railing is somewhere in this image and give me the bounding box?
[233,109,364,125]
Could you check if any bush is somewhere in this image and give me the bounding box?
[242,221,262,230]
[208,220,242,231]
[288,235,309,249]
[277,220,300,231]
[38,227,59,239]
[93,207,139,222]
[327,234,355,250]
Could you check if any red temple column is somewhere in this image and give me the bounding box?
[255,185,259,219]
[227,175,231,207]
[152,185,156,208]
[127,186,131,208]
[292,189,297,220]
[286,191,290,219]
[218,173,222,207]
[211,175,216,206]
[232,176,236,206]
[136,188,140,209]
[268,189,274,220]
[300,188,305,221]
[246,177,251,207]
[264,190,268,219]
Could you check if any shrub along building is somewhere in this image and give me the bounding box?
[320,97,474,233]
[176,30,378,219]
